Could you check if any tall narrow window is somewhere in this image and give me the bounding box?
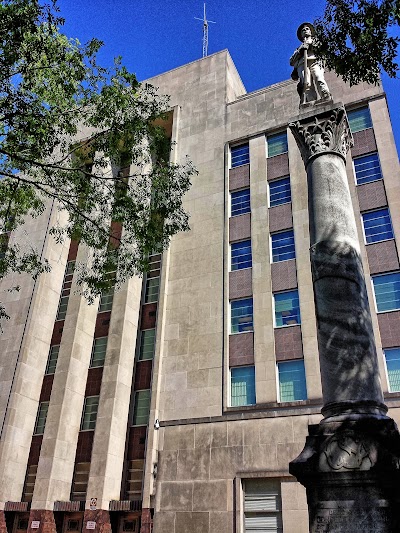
[56,260,75,320]
[278,360,307,402]
[271,230,295,262]
[98,286,115,313]
[274,290,300,327]
[231,298,254,333]
[81,396,99,431]
[372,272,400,312]
[34,402,49,435]
[267,132,288,158]
[132,390,151,426]
[144,277,160,303]
[71,462,90,501]
[231,143,250,168]
[385,348,400,392]
[354,153,382,185]
[231,189,250,217]
[348,107,372,133]
[90,337,108,367]
[231,240,252,270]
[362,208,394,243]
[139,329,156,361]
[45,345,60,375]
[244,479,283,533]
[231,366,256,406]
[269,177,291,207]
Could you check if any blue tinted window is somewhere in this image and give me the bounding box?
[271,230,295,262]
[354,153,382,185]
[373,273,400,312]
[267,132,288,157]
[385,348,400,392]
[278,360,307,402]
[348,107,372,133]
[231,189,250,217]
[231,366,256,406]
[362,208,394,243]
[269,176,291,207]
[231,240,252,270]
[231,144,250,168]
[274,290,300,327]
[231,298,253,333]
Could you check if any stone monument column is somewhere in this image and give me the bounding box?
[288,103,400,532]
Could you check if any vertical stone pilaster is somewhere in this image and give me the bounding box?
[83,510,111,533]
[28,510,56,533]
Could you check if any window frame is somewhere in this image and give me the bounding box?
[80,395,99,431]
[384,348,400,392]
[144,276,160,304]
[353,152,383,186]
[273,289,301,328]
[230,366,256,407]
[266,131,288,158]
[138,328,156,361]
[230,298,254,334]
[270,230,296,263]
[34,401,49,435]
[132,389,151,426]
[241,477,283,533]
[230,240,252,271]
[268,176,291,207]
[361,208,394,244]
[45,345,60,375]
[90,336,108,368]
[372,272,400,314]
[277,359,307,403]
[347,106,373,133]
[230,188,251,218]
[231,143,250,168]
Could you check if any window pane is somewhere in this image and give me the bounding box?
[348,107,372,133]
[231,367,256,406]
[373,272,400,312]
[45,345,60,375]
[56,261,75,320]
[231,144,250,168]
[99,286,115,313]
[271,230,295,262]
[385,348,400,392]
[267,132,288,158]
[132,390,151,426]
[278,360,307,402]
[56,295,69,321]
[274,290,300,327]
[269,177,291,207]
[90,337,108,367]
[231,240,252,270]
[231,189,250,217]
[145,277,160,303]
[354,153,382,185]
[139,329,156,360]
[231,298,253,333]
[81,396,99,431]
[34,402,49,434]
[362,208,394,243]
[244,479,283,533]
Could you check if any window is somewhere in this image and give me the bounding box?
[80,396,99,431]
[274,290,300,327]
[98,286,115,313]
[372,272,400,312]
[90,337,108,367]
[362,208,394,243]
[231,189,250,217]
[125,459,144,501]
[231,240,252,270]
[70,462,90,501]
[271,230,295,262]
[231,366,256,406]
[243,479,283,533]
[348,107,372,133]
[269,177,291,207]
[132,390,151,426]
[231,298,253,333]
[385,348,400,392]
[354,153,382,185]
[144,277,160,303]
[56,260,75,321]
[278,360,307,402]
[231,143,250,168]
[22,465,37,502]
[34,401,49,435]
[267,132,288,158]
[45,345,60,375]
[139,329,156,361]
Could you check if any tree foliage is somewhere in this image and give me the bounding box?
[0,0,196,320]
[315,0,400,85]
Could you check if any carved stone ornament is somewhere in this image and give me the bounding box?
[321,430,377,472]
[289,106,353,166]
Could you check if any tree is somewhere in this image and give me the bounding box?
[314,0,400,85]
[0,0,196,321]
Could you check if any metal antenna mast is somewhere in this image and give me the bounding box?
[195,3,216,58]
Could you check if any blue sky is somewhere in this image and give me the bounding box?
[57,0,399,153]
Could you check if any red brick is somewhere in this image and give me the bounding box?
[378,311,400,348]
[28,511,56,533]
[269,203,293,233]
[75,431,94,463]
[357,180,387,212]
[134,361,153,391]
[68,240,79,261]
[366,240,399,275]
[85,367,103,397]
[94,312,111,337]
[351,129,377,157]
[229,268,252,299]
[229,164,250,191]
[267,153,289,181]
[229,213,251,242]
[271,260,297,292]
[229,333,254,367]
[39,375,54,402]
[141,303,158,329]
[27,435,43,466]
[83,510,111,533]
[140,509,152,533]
[127,426,147,460]
[274,326,303,361]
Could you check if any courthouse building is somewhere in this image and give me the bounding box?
[0,50,400,533]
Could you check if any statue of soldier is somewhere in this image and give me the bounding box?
[290,22,331,104]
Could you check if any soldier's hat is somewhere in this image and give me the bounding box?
[296,22,316,41]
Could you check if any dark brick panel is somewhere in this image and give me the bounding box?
[127,426,147,460]
[75,431,94,463]
[85,367,103,397]
[110,221,122,249]
[274,326,303,361]
[141,303,158,329]
[267,153,289,181]
[27,435,43,466]
[68,240,79,261]
[357,180,387,212]
[229,332,254,367]
[271,260,297,292]
[366,240,399,275]
[378,311,400,348]
[229,268,253,299]
[134,360,153,391]
[229,213,251,242]
[94,312,111,337]
[51,321,64,345]
[351,128,377,158]
[40,374,54,402]
[229,164,250,191]
[269,203,293,233]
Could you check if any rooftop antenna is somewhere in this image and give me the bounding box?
[195,3,216,58]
